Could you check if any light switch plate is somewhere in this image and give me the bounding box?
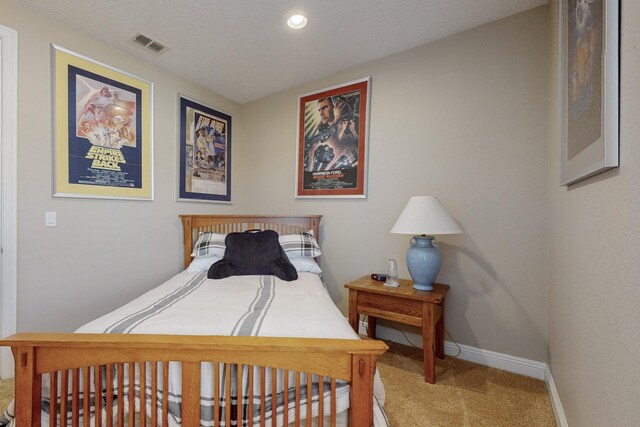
[45,211,56,227]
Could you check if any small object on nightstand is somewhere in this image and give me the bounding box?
[371,273,387,281]
[384,258,400,287]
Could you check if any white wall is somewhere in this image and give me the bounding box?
[241,7,550,362]
[0,0,245,332]
[547,1,640,425]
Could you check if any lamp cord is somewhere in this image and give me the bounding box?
[446,328,462,357]
[362,315,462,357]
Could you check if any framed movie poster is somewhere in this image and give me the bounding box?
[560,0,619,186]
[178,95,231,203]
[296,77,370,198]
[52,45,153,200]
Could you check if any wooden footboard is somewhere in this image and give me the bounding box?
[2,333,387,427]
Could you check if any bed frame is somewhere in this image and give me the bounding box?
[2,214,387,427]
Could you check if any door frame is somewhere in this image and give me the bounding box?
[0,23,18,379]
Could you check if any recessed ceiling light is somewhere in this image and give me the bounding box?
[287,14,308,29]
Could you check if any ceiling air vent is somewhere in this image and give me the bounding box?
[130,32,169,55]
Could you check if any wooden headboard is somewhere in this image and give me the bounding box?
[180,214,322,268]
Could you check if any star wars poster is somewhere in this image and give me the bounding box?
[296,77,369,198]
[53,45,153,200]
[179,96,231,203]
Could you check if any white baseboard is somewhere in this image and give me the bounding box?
[545,365,569,427]
[358,320,546,380]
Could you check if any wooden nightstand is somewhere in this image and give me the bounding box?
[345,275,449,384]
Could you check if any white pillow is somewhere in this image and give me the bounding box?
[279,230,322,258]
[187,255,222,272]
[191,232,226,257]
[290,257,322,274]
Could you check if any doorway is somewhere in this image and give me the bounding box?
[0,23,18,379]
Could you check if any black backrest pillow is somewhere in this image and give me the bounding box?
[208,229,298,281]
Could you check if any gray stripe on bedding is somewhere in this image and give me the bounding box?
[254,276,276,336]
[232,275,275,337]
[230,277,266,336]
[104,272,207,334]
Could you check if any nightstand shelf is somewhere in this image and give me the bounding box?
[345,276,449,384]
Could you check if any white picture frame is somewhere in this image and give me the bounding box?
[560,0,619,186]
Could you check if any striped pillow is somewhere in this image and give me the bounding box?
[279,230,322,258]
[191,232,226,257]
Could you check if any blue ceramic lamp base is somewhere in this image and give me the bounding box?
[406,235,441,291]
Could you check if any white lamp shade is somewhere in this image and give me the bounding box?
[390,196,462,235]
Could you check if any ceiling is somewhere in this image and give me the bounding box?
[21,0,548,104]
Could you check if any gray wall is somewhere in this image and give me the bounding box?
[0,1,245,332]
[241,7,550,362]
[547,1,640,425]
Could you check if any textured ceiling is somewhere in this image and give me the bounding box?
[21,0,549,103]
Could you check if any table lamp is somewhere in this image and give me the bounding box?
[390,196,462,291]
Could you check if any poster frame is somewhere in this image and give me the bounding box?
[177,94,232,203]
[52,44,154,200]
[560,0,619,186]
[295,77,370,198]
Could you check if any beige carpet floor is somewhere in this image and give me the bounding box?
[377,341,556,426]
[0,340,556,426]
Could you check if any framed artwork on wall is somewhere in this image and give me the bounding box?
[178,95,231,203]
[296,77,370,198]
[52,45,153,200]
[560,0,619,186]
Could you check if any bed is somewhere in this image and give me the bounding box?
[1,214,388,427]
